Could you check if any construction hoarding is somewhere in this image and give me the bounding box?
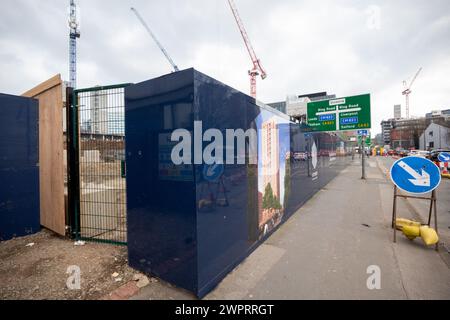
[0,93,40,241]
[125,69,352,298]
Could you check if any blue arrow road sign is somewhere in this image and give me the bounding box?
[438,152,450,163]
[357,130,368,136]
[203,164,224,182]
[390,156,441,194]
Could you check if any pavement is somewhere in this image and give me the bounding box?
[130,157,450,300]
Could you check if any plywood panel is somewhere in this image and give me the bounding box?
[23,74,66,235]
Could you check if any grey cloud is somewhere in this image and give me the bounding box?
[1,0,449,133]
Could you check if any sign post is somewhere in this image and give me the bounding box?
[361,136,366,179]
[390,156,442,250]
[358,131,370,179]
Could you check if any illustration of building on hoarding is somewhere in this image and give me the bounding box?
[257,112,290,238]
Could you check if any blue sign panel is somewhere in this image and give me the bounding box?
[390,156,441,194]
[319,114,335,122]
[203,164,224,182]
[341,117,358,125]
[438,152,450,163]
[357,130,368,136]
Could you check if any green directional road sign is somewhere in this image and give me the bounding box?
[358,134,371,145]
[307,94,371,132]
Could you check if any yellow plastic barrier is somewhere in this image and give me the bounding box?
[395,218,421,231]
[402,225,420,240]
[420,226,439,246]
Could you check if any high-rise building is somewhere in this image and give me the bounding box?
[381,119,395,145]
[394,104,402,119]
[90,90,108,135]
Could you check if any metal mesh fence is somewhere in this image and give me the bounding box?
[74,85,129,245]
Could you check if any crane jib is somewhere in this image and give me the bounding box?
[131,7,179,73]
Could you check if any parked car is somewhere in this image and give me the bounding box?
[408,150,430,158]
[397,149,409,157]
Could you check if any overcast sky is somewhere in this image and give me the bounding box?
[1,0,449,134]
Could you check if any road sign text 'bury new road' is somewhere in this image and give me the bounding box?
[307,94,371,132]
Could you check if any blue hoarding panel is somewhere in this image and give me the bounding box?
[125,69,351,297]
[126,70,197,293]
[0,93,40,241]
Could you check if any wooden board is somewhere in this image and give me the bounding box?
[23,74,66,236]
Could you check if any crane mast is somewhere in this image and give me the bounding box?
[131,7,179,72]
[68,0,80,88]
[402,67,422,119]
[227,0,266,99]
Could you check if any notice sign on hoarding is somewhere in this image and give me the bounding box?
[307,94,371,132]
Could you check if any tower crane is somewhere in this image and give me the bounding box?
[68,0,80,88]
[402,67,422,119]
[227,0,267,99]
[131,7,179,72]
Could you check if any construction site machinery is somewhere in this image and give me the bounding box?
[131,7,179,72]
[227,0,267,99]
[402,67,422,119]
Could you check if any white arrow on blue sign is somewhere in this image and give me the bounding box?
[357,130,368,136]
[438,152,450,163]
[203,163,224,182]
[390,156,441,194]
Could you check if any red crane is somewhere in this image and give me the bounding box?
[227,0,267,99]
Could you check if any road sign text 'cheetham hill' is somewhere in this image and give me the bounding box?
[307,94,371,132]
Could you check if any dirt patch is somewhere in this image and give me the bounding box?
[0,229,135,300]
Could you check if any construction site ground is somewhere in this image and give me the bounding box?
[0,229,135,300]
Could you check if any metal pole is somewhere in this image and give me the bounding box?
[427,190,433,226]
[361,137,366,179]
[433,191,439,252]
[67,88,81,240]
[392,186,398,242]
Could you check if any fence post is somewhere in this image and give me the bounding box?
[66,87,81,240]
